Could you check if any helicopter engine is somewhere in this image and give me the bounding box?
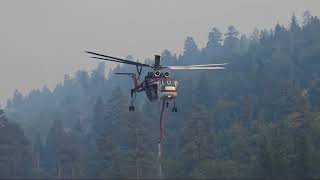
[154,70,161,77]
[164,72,170,77]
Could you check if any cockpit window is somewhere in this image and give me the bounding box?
[160,79,177,87]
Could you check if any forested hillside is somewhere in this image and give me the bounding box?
[2,11,320,178]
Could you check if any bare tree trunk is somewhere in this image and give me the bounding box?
[71,166,74,179]
[58,163,61,179]
[136,160,139,180]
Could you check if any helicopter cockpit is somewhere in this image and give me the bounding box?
[159,78,178,89]
[144,71,178,101]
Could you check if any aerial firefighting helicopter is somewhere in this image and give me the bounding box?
[85,51,227,140]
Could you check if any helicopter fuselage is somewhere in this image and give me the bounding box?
[86,51,226,137]
[131,71,178,102]
[144,76,178,101]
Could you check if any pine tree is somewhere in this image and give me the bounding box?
[96,133,124,178]
[193,73,209,106]
[182,36,201,64]
[161,49,178,66]
[0,113,32,178]
[126,110,154,178]
[183,36,199,55]
[92,87,128,177]
[250,28,260,43]
[104,86,129,146]
[10,90,24,108]
[228,121,249,163]
[46,121,82,178]
[33,133,43,169]
[70,119,86,178]
[257,126,290,178]
[225,25,240,37]
[46,119,73,177]
[302,10,312,27]
[239,34,250,53]
[290,13,301,33]
[90,62,106,98]
[224,25,240,53]
[92,97,105,138]
[207,27,223,49]
[180,105,212,176]
[292,129,314,178]
[0,109,8,127]
[274,23,287,39]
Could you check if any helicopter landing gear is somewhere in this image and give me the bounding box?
[129,100,135,111]
[172,101,177,112]
[129,105,135,111]
[129,91,136,112]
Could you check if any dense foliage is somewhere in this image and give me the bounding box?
[2,12,320,178]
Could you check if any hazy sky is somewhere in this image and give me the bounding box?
[0,0,319,105]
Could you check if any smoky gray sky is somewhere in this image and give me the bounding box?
[0,0,319,105]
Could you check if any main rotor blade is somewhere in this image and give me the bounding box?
[185,63,228,67]
[91,57,152,67]
[115,72,135,75]
[86,51,152,67]
[91,57,134,64]
[166,66,226,70]
[115,72,136,77]
[165,63,227,70]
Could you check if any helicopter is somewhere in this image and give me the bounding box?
[85,51,227,140]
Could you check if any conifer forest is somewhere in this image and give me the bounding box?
[2,12,320,179]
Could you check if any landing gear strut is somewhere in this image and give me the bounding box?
[129,99,135,111]
[129,90,136,112]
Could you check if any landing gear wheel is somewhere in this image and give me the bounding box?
[129,105,135,111]
[172,107,177,112]
[172,101,177,112]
